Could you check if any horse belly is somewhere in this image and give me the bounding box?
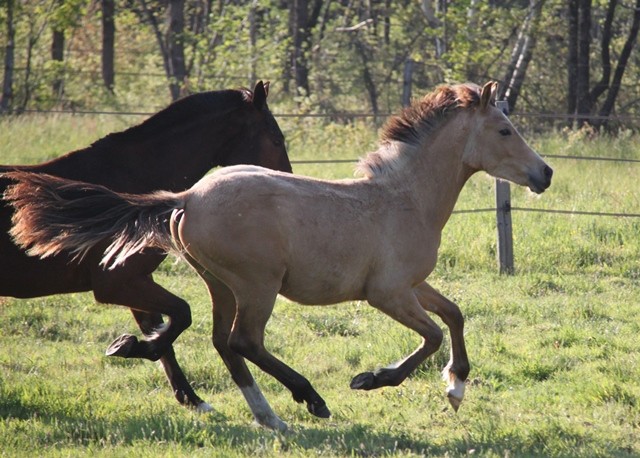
[0,247,91,297]
[279,255,369,305]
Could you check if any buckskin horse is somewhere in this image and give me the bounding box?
[0,81,291,412]
[5,82,552,430]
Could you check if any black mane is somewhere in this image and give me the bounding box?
[92,89,251,148]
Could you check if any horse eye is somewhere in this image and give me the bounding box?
[499,128,511,136]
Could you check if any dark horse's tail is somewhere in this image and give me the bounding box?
[3,171,185,268]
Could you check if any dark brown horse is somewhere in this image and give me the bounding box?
[0,81,291,411]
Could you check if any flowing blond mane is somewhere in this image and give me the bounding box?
[357,83,484,178]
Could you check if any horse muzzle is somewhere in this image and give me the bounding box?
[528,164,553,194]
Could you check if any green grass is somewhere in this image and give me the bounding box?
[1,116,639,457]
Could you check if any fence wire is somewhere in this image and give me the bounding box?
[3,111,639,219]
[450,207,640,219]
[290,158,640,219]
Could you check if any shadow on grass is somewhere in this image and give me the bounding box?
[1,391,634,456]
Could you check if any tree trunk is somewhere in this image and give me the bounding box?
[166,0,187,100]
[194,0,222,89]
[287,0,323,96]
[290,0,310,95]
[576,0,591,124]
[51,29,64,98]
[1,0,16,114]
[101,0,115,92]
[353,37,378,120]
[499,0,545,111]
[567,0,578,117]
[384,0,391,45]
[589,0,616,103]
[249,0,257,86]
[138,0,187,101]
[596,0,640,127]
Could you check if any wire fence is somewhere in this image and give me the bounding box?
[3,105,638,274]
[288,156,640,220]
[4,106,639,223]
[9,107,640,125]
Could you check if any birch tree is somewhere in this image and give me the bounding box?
[498,0,545,111]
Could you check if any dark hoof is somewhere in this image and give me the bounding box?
[307,400,331,418]
[350,372,375,390]
[105,334,138,357]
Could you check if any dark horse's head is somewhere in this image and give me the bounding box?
[227,81,292,173]
[115,81,292,189]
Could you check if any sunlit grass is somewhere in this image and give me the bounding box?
[0,115,639,456]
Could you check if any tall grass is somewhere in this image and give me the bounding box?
[0,115,639,457]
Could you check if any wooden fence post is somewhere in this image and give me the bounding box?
[495,100,514,274]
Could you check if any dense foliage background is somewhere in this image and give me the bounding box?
[1,0,639,130]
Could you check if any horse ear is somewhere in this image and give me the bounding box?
[253,81,268,110]
[480,81,497,110]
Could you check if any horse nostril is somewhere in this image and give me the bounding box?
[544,165,553,180]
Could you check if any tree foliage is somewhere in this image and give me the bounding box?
[0,0,638,130]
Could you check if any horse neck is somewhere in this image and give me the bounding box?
[387,119,475,231]
[35,111,237,192]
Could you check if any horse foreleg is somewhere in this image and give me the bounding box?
[203,276,287,432]
[414,281,470,411]
[229,287,331,421]
[351,290,444,391]
[130,310,212,411]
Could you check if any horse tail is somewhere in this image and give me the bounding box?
[3,171,186,269]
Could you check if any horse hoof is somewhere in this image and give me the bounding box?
[105,334,138,357]
[447,393,462,412]
[350,372,375,390]
[253,417,289,433]
[307,401,331,418]
[445,376,465,412]
[196,402,214,413]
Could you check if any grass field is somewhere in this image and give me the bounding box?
[0,115,639,457]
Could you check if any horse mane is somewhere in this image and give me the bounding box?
[357,83,484,178]
[92,88,254,148]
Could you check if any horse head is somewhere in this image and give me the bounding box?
[223,81,292,173]
[462,82,552,194]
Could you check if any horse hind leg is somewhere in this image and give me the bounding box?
[130,310,212,412]
[202,274,287,432]
[414,282,470,411]
[228,283,331,421]
[350,290,444,392]
[92,270,192,363]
